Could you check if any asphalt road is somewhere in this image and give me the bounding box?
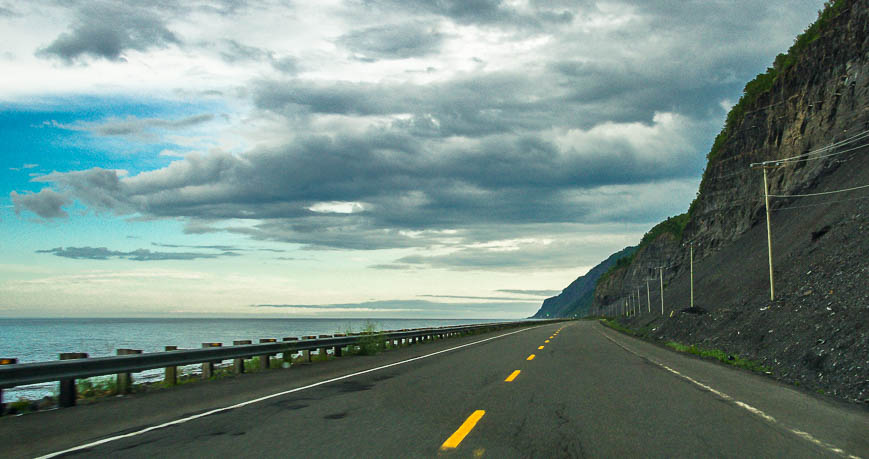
[4,321,868,458]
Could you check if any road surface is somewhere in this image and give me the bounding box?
[4,321,868,458]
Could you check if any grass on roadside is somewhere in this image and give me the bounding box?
[76,376,118,398]
[600,318,642,336]
[600,318,770,374]
[664,342,770,373]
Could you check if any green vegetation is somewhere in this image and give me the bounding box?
[6,399,37,414]
[638,213,689,247]
[665,342,770,373]
[347,321,385,355]
[600,319,770,374]
[706,0,846,162]
[600,318,642,336]
[598,254,635,285]
[76,376,118,398]
[597,213,688,284]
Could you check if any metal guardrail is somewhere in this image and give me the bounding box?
[0,319,564,411]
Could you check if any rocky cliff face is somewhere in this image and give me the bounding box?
[589,0,869,404]
[593,233,681,312]
[592,0,869,314]
[688,0,869,258]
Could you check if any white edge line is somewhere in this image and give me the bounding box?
[596,325,861,459]
[37,324,549,458]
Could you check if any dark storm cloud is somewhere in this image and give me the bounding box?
[21,109,702,249]
[253,73,567,134]
[36,246,239,261]
[38,2,179,62]
[252,64,728,138]
[339,23,444,60]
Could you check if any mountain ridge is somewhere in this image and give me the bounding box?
[530,245,636,319]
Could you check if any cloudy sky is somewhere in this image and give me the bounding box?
[1,0,823,318]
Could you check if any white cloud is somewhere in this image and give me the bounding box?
[308,201,368,214]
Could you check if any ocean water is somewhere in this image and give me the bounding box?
[0,317,512,401]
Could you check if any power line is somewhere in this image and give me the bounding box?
[769,129,869,164]
[769,183,869,198]
[774,139,869,165]
[771,194,869,212]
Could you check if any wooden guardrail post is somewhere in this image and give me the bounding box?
[59,352,88,408]
[317,335,331,360]
[116,349,142,394]
[201,343,221,379]
[233,340,252,373]
[259,339,277,369]
[164,346,178,385]
[282,337,298,364]
[332,334,345,356]
[0,358,17,415]
[302,336,316,362]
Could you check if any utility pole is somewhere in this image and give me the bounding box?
[659,267,664,315]
[646,280,651,313]
[751,162,775,301]
[690,243,694,309]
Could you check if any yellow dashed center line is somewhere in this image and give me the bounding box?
[549,336,554,339]
[441,410,486,450]
[527,354,536,360]
[544,340,550,343]
[505,370,521,382]
[538,345,544,350]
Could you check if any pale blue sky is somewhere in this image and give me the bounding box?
[0,0,825,318]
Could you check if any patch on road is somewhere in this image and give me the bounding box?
[338,380,374,393]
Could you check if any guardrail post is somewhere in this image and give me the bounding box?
[59,352,88,408]
[259,339,276,369]
[0,358,17,415]
[302,336,316,362]
[233,340,252,373]
[317,335,331,360]
[282,337,298,364]
[332,334,345,356]
[201,343,221,379]
[164,346,178,385]
[116,349,142,394]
